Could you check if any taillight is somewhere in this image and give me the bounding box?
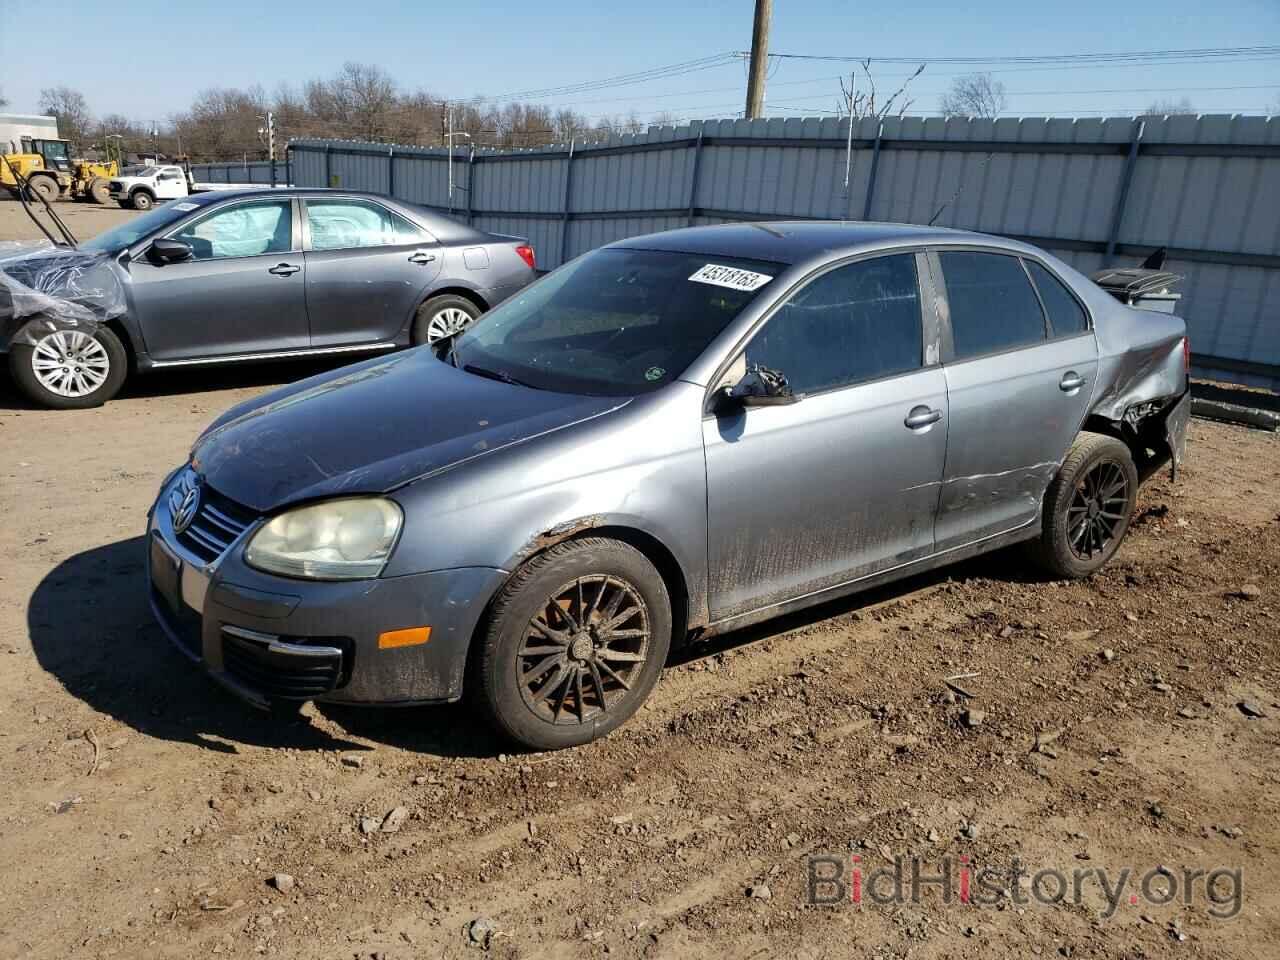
[1183,336,1191,374]
[515,244,536,271]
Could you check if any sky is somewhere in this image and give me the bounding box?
[0,0,1277,127]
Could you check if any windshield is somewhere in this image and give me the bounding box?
[451,247,781,396]
[79,202,199,253]
[133,166,159,177]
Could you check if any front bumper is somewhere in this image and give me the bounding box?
[146,470,507,709]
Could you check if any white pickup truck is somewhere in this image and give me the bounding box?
[108,165,192,210]
[108,165,279,209]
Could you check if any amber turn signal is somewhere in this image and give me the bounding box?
[378,626,431,649]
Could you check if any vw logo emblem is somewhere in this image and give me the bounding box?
[170,476,202,535]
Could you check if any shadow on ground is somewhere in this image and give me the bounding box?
[27,536,507,759]
[30,535,1044,758]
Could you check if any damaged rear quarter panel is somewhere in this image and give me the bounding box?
[1038,257,1185,421]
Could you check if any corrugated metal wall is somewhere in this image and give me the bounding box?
[188,160,291,185]
[288,113,1280,388]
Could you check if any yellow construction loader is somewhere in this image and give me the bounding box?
[0,137,120,203]
[0,137,71,202]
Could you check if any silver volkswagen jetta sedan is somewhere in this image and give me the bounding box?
[147,222,1190,750]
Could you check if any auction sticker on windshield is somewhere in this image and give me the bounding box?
[688,263,773,292]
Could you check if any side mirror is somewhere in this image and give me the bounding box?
[149,238,193,265]
[717,365,797,411]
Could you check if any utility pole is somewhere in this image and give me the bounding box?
[444,102,471,215]
[265,112,275,163]
[744,0,772,119]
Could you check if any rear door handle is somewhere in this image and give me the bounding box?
[1059,371,1085,392]
[267,263,300,276]
[408,251,437,264]
[904,405,943,430]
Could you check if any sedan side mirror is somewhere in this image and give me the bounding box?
[149,238,193,265]
[717,365,797,412]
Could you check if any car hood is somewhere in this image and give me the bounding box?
[191,349,629,513]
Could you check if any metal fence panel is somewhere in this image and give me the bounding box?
[286,113,1280,387]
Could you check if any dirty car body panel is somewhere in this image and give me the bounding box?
[146,222,1189,709]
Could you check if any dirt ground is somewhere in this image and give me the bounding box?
[1,208,1278,960]
[0,194,142,244]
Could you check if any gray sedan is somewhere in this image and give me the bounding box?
[147,222,1189,750]
[1,189,536,408]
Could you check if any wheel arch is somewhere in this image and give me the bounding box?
[462,521,695,694]
[421,285,489,314]
[1080,412,1170,483]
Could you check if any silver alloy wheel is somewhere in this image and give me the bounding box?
[31,330,111,398]
[425,306,474,344]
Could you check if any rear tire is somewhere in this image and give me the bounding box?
[411,294,481,346]
[130,189,154,211]
[471,537,672,750]
[8,325,129,409]
[1030,432,1139,578]
[25,175,59,204]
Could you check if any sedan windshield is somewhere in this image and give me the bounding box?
[451,247,782,396]
[78,202,200,254]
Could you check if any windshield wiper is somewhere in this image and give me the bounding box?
[463,363,538,390]
[430,330,462,367]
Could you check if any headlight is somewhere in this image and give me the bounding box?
[245,498,403,580]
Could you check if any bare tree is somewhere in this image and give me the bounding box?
[1143,97,1197,116]
[838,60,926,120]
[939,73,1007,119]
[38,86,93,150]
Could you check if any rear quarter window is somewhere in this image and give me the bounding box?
[1025,260,1089,337]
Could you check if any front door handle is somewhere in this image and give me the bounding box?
[267,263,300,276]
[1059,371,1085,393]
[408,251,437,264]
[904,405,943,430]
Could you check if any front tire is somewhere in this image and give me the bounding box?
[130,190,154,211]
[411,294,481,346]
[1031,432,1139,578]
[88,177,110,204]
[471,537,672,750]
[8,325,128,409]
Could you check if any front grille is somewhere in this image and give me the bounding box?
[222,630,349,700]
[176,483,258,564]
[109,181,123,191]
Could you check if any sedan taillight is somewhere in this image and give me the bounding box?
[1183,336,1191,375]
[515,244,536,271]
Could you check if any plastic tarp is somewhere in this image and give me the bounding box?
[0,240,126,348]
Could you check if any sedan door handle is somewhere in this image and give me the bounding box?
[904,405,943,430]
[408,251,437,264]
[267,263,300,276]
[1059,371,1086,392]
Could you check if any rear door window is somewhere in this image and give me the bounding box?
[305,199,426,251]
[1025,260,1089,337]
[742,253,924,395]
[938,251,1047,360]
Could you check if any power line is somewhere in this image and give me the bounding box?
[449,53,740,105]
[753,44,1280,65]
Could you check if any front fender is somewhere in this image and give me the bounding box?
[384,384,712,627]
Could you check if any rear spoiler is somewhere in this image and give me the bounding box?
[1090,267,1183,315]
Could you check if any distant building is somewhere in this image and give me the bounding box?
[0,113,60,154]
